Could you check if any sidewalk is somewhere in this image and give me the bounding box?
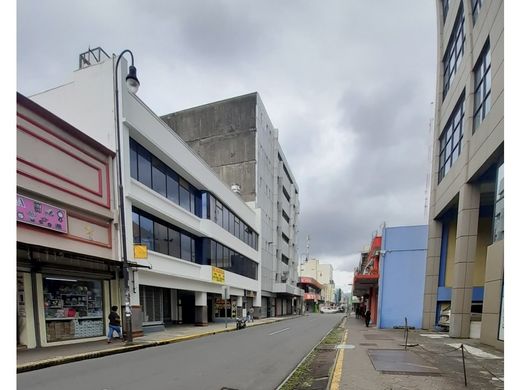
[338,315,504,389]
[17,315,295,373]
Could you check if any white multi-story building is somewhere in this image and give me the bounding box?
[31,48,262,331]
[162,93,303,318]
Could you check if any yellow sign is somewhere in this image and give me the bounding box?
[212,267,225,283]
[134,244,148,259]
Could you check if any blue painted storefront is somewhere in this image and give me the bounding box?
[377,225,428,329]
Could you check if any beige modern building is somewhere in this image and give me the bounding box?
[300,258,335,305]
[422,0,503,350]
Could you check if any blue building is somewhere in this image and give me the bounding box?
[377,225,428,329]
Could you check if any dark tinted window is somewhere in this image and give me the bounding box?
[139,214,154,250]
[168,228,180,258]
[137,147,152,187]
[152,157,167,197]
[154,221,168,255]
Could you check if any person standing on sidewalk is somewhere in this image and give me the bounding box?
[365,309,371,327]
[107,306,122,343]
[248,307,254,323]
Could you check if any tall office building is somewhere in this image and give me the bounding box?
[422,1,503,350]
[162,93,303,317]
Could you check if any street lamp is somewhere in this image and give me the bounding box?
[114,49,140,344]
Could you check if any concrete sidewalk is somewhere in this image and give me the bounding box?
[337,315,504,389]
[17,315,295,373]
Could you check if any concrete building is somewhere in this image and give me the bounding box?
[161,93,302,318]
[17,93,123,348]
[299,258,335,306]
[422,1,503,350]
[30,48,262,332]
[378,225,428,329]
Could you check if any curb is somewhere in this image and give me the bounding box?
[276,315,346,390]
[17,316,293,373]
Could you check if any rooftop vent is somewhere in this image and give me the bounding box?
[79,47,110,69]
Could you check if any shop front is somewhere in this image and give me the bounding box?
[42,276,106,342]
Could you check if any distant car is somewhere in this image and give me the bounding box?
[320,307,339,314]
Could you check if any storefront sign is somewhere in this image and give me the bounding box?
[17,194,68,233]
[212,267,225,283]
[134,244,148,259]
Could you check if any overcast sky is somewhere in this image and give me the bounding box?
[17,0,437,293]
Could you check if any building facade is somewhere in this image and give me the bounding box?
[17,93,125,348]
[161,93,302,318]
[422,1,503,350]
[30,48,262,332]
[352,237,381,326]
[377,225,428,329]
[299,258,335,306]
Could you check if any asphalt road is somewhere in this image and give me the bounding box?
[17,313,344,390]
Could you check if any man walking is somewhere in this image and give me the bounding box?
[365,309,371,327]
[107,305,122,343]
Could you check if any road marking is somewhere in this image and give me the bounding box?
[330,329,348,390]
[268,327,290,336]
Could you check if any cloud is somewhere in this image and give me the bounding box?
[17,0,436,276]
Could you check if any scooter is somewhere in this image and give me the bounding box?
[236,316,247,330]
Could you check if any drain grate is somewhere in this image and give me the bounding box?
[359,343,378,346]
[367,349,441,376]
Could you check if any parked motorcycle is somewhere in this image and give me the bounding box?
[236,317,247,330]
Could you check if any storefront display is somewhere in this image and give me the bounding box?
[43,277,104,342]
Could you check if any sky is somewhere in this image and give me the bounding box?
[16,0,437,293]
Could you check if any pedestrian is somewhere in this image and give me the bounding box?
[248,307,254,323]
[355,306,360,319]
[107,305,123,343]
[365,309,371,327]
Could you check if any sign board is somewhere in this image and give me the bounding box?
[17,194,68,233]
[212,267,225,283]
[134,244,148,259]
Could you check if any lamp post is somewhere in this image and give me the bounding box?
[114,50,140,344]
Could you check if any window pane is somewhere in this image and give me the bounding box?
[154,221,168,255]
[190,191,195,214]
[152,158,167,197]
[223,207,229,231]
[168,228,180,258]
[137,147,152,187]
[223,247,230,269]
[130,140,138,180]
[215,201,223,227]
[166,171,179,204]
[140,214,154,250]
[210,240,217,266]
[179,180,190,211]
[181,234,192,261]
[216,244,223,268]
[132,211,140,244]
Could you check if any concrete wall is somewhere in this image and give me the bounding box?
[380,226,427,329]
[480,240,503,350]
[161,93,258,202]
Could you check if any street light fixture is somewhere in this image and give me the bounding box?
[114,49,140,344]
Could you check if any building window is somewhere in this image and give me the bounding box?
[282,210,290,223]
[493,161,504,242]
[472,0,482,24]
[43,277,104,342]
[129,138,199,216]
[282,233,290,244]
[204,239,258,280]
[438,93,465,182]
[443,3,465,99]
[473,40,491,132]
[282,186,291,202]
[281,254,289,265]
[132,207,196,263]
[442,0,450,23]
